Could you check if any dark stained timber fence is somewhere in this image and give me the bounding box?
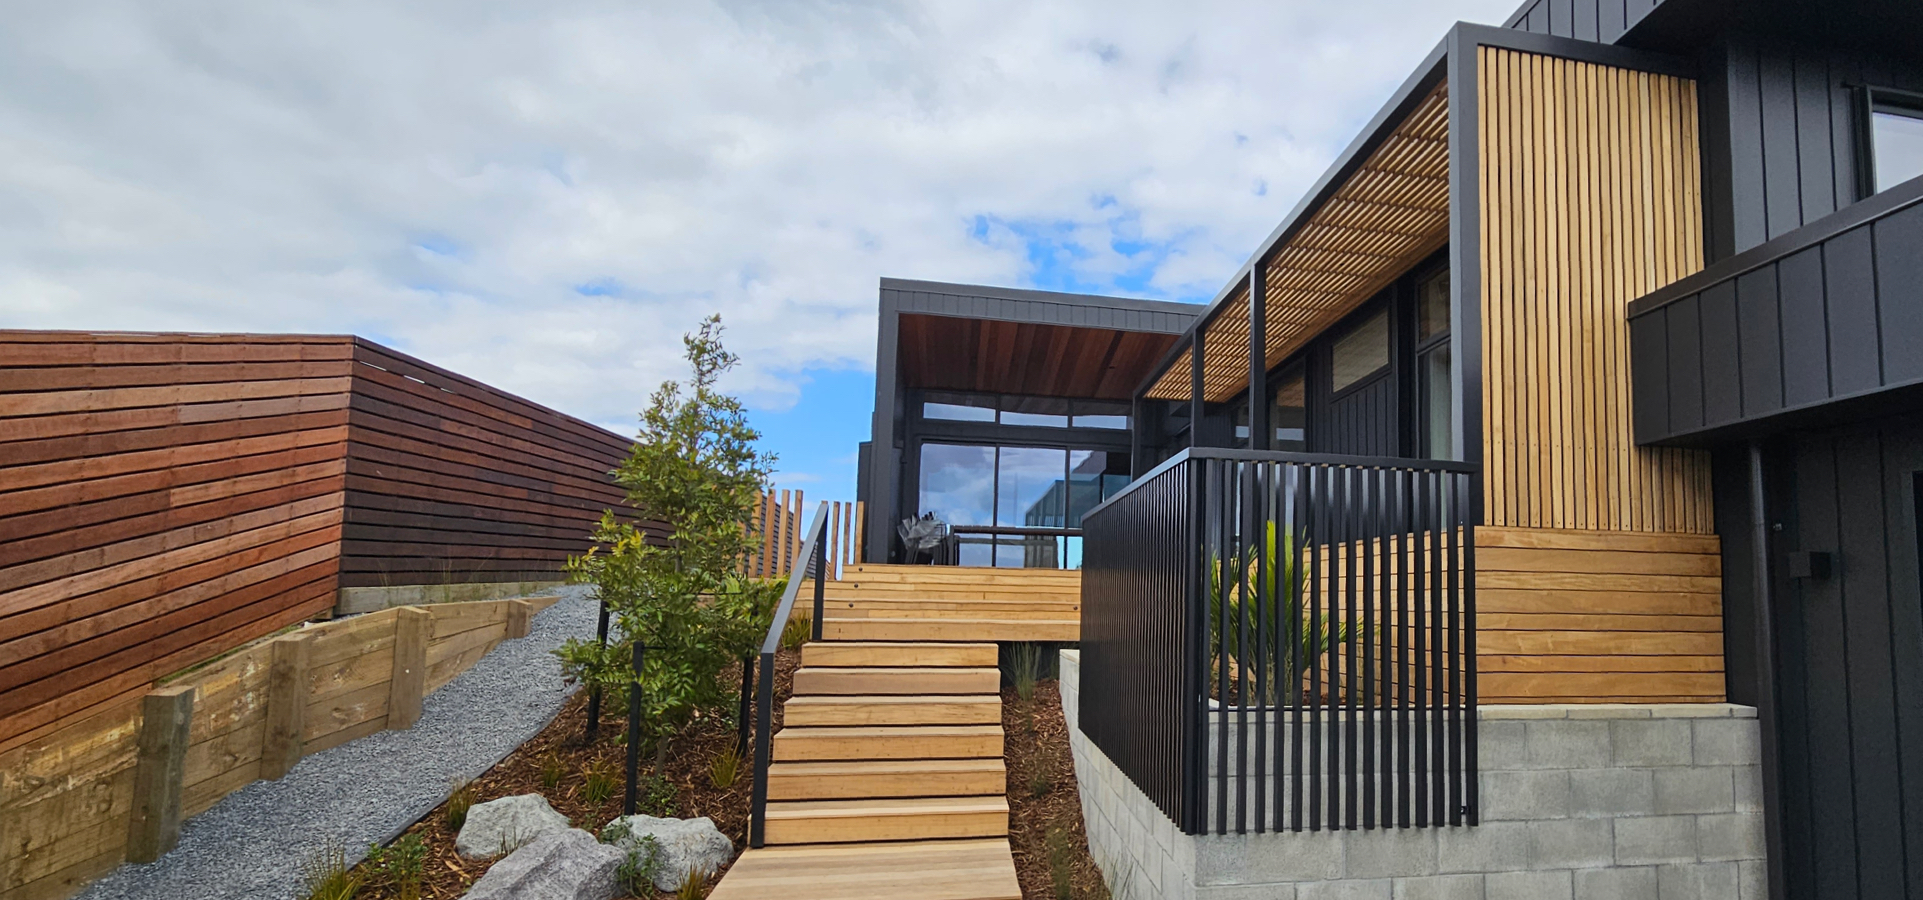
[1080,447,1480,834]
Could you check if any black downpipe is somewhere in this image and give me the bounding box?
[1749,443,1788,900]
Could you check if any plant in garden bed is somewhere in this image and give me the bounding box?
[444,781,477,831]
[363,834,426,900]
[300,841,362,900]
[557,315,783,768]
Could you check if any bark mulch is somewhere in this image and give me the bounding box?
[349,650,799,900]
[1003,681,1111,900]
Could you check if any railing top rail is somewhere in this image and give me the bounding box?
[758,500,830,657]
[1084,446,1481,523]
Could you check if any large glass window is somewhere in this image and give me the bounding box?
[1873,99,1923,193]
[1330,309,1390,393]
[918,443,1129,567]
[917,444,995,526]
[1415,268,1454,460]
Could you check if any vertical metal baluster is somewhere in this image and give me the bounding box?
[1329,465,1345,830]
[1344,464,1359,831]
[1306,464,1322,831]
[1429,467,1447,827]
[1236,462,1251,834]
[1463,471,1480,826]
[1214,460,1230,834]
[1290,463,1306,832]
[1397,468,1412,829]
[1412,468,1429,827]
[1447,473,1464,827]
[1361,465,1377,829]
[1252,460,1269,833]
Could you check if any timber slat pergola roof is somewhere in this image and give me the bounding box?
[1145,83,1451,402]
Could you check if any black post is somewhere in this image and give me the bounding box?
[1190,330,1206,447]
[749,651,775,847]
[584,598,611,742]
[1248,265,1269,451]
[811,533,826,641]
[736,656,754,758]
[1749,442,1788,900]
[623,641,644,816]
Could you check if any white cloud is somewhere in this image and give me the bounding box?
[0,0,1517,424]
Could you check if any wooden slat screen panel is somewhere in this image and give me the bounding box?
[0,332,354,750]
[1476,526,1725,703]
[1477,47,1714,533]
[339,339,638,588]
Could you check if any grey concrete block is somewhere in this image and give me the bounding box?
[1731,766,1763,813]
[1656,862,1738,900]
[1527,721,1613,769]
[1197,833,1345,884]
[1478,721,1530,770]
[1569,769,1654,818]
[1297,880,1394,900]
[1574,866,1657,900]
[1480,770,1571,821]
[1653,768,1734,815]
[1691,719,1760,766]
[1392,874,1484,900]
[1695,813,1765,862]
[1437,821,1532,874]
[1196,884,1296,900]
[1485,870,1573,900]
[1737,860,1765,900]
[1614,816,1698,866]
[1345,828,1439,879]
[1610,720,1694,767]
[1530,817,1614,870]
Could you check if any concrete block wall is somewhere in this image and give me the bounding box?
[1060,650,1767,900]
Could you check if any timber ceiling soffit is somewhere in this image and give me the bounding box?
[1147,82,1451,403]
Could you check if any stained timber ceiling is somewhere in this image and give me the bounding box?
[1146,83,1451,402]
[898,314,1181,400]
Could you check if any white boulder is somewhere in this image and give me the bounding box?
[602,814,735,891]
[455,793,571,859]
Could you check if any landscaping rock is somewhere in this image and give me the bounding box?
[456,793,571,859]
[460,829,622,900]
[603,814,735,891]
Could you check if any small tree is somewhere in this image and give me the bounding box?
[556,315,779,756]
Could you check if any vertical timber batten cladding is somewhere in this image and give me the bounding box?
[1473,46,1723,702]
[0,331,636,751]
[1477,47,1713,534]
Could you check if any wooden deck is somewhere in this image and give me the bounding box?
[713,565,1077,899]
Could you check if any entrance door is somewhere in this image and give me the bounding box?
[1774,417,1923,898]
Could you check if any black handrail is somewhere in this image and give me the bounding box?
[747,500,830,847]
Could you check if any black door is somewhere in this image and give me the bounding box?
[1774,416,1923,899]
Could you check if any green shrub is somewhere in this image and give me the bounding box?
[639,772,678,817]
[365,833,426,900]
[780,610,811,650]
[599,822,662,895]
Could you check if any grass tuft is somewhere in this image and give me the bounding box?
[1009,643,1042,703]
[1046,824,1076,900]
[539,750,566,791]
[675,866,711,900]
[780,613,811,650]
[582,758,617,805]
[300,841,362,900]
[709,744,741,788]
[444,781,477,832]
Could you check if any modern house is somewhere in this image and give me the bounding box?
[842,0,1918,897]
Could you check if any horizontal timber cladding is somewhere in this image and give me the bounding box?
[1477,47,1714,534]
[0,597,550,900]
[337,339,639,588]
[0,332,353,750]
[1476,526,1724,703]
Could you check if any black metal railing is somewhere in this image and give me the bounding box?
[747,500,829,848]
[1080,448,1479,834]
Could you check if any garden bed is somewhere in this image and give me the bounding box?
[1004,680,1110,900]
[344,650,799,900]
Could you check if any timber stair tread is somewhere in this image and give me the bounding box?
[798,641,998,667]
[708,839,1021,900]
[766,759,1006,801]
[791,666,1001,695]
[772,724,1004,761]
[762,796,1011,844]
[783,694,1002,726]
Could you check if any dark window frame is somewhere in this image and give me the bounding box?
[1854,85,1923,201]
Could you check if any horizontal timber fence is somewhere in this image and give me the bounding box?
[745,490,860,580]
[0,330,644,750]
[1078,447,1479,834]
[0,595,551,900]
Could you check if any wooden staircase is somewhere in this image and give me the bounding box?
[710,565,1081,900]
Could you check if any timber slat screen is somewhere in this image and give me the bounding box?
[1079,447,1478,834]
[340,339,634,588]
[0,331,637,750]
[746,490,861,580]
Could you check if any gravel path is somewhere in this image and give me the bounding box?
[76,587,599,900]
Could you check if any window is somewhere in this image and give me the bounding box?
[1330,309,1390,393]
[1415,269,1454,460]
[1271,368,1307,451]
[920,442,1129,568]
[918,443,996,527]
[924,401,995,422]
[1871,94,1923,193]
[1071,414,1129,429]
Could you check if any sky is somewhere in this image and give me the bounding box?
[0,0,1519,500]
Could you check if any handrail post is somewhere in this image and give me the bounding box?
[749,650,774,847]
[736,655,753,759]
[623,640,644,816]
[812,534,826,642]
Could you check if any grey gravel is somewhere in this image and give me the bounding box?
[76,586,599,900]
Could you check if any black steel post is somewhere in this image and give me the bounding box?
[736,655,754,759]
[623,641,644,816]
[749,651,775,847]
[1191,331,1206,448]
[1248,265,1269,451]
[584,598,611,741]
[812,536,826,642]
